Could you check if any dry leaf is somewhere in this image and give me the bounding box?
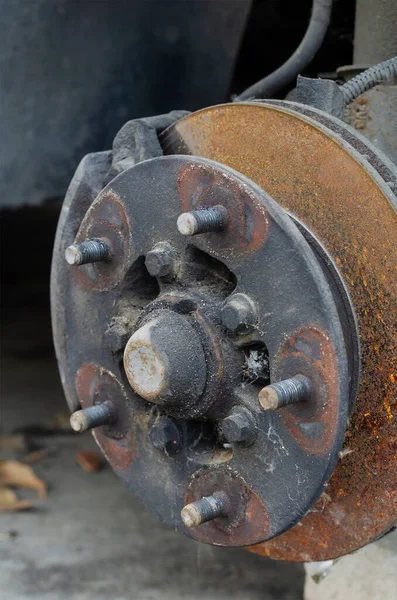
[0,486,35,512]
[0,434,26,452]
[0,460,46,511]
[0,486,18,508]
[0,460,46,496]
[25,449,47,464]
[75,450,102,473]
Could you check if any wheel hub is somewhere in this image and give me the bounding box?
[51,101,396,559]
[52,151,356,547]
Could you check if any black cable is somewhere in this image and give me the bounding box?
[235,0,333,101]
[341,56,397,105]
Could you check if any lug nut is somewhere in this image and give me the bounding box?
[221,407,256,445]
[221,293,258,333]
[149,417,182,456]
[70,401,116,432]
[65,238,112,266]
[177,205,228,236]
[145,242,177,278]
[181,492,228,528]
[259,375,311,410]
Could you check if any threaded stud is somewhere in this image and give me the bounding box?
[258,375,311,410]
[177,205,228,236]
[70,401,116,433]
[181,492,228,528]
[65,238,112,266]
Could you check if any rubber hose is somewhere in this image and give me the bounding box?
[235,0,333,101]
[341,56,397,105]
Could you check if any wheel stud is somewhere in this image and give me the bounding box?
[70,401,116,432]
[259,375,311,410]
[65,238,112,266]
[177,205,228,236]
[181,492,228,528]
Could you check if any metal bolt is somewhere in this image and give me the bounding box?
[258,375,311,410]
[221,293,258,333]
[149,417,182,456]
[181,492,228,528]
[177,205,228,236]
[70,401,116,433]
[145,242,177,278]
[221,407,256,444]
[65,238,112,266]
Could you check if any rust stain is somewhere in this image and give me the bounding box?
[275,327,339,456]
[177,162,269,258]
[75,364,135,471]
[162,102,397,560]
[74,191,133,292]
[92,430,135,473]
[185,468,270,547]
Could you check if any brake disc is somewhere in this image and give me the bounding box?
[160,101,397,560]
[51,102,396,561]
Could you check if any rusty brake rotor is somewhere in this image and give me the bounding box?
[160,101,397,560]
[51,101,396,562]
[52,148,357,549]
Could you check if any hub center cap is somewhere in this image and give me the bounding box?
[123,312,207,408]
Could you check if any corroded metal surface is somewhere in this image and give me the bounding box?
[161,102,397,560]
[52,152,353,548]
[75,364,135,472]
[343,86,397,165]
[74,191,132,292]
[184,468,270,547]
[177,162,269,256]
[274,327,339,456]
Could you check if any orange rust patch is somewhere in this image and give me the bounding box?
[177,161,269,258]
[162,102,397,560]
[185,470,270,547]
[74,191,132,292]
[75,364,135,472]
[275,327,339,456]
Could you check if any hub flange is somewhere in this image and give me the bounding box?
[52,151,356,548]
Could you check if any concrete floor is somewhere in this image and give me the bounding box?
[0,205,304,599]
[0,354,304,600]
[0,204,303,599]
[0,204,304,600]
